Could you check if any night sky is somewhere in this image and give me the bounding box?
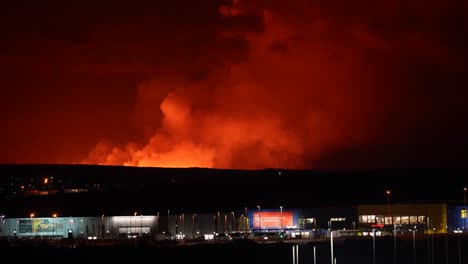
[2,1,468,169]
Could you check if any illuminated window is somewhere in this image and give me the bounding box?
[376,216,384,224]
[418,216,425,223]
[361,215,368,223]
[393,216,401,224]
[385,217,392,225]
[462,209,467,219]
[401,216,409,224]
[368,215,376,223]
[330,218,346,222]
[410,216,417,224]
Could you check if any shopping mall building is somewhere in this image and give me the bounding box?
[0,203,466,239]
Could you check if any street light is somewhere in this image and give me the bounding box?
[244,207,248,231]
[386,190,391,216]
[101,214,104,239]
[30,213,35,237]
[257,206,261,231]
[464,187,467,206]
[156,211,159,240]
[280,206,283,231]
[192,214,196,238]
[331,230,335,264]
[53,213,57,237]
[167,210,170,238]
[133,212,137,235]
[458,229,462,264]
[0,215,4,233]
[231,212,235,232]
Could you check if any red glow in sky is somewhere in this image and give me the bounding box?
[1,1,468,169]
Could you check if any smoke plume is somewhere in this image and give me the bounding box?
[82,0,468,169]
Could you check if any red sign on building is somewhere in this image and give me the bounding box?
[253,211,293,229]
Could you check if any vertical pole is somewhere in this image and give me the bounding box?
[445,226,449,264]
[464,187,467,231]
[458,232,461,264]
[313,246,317,264]
[394,224,397,264]
[331,230,334,264]
[431,229,434,264]
[292,245,295,264]
[373,229,376,264]
[413,230,416,264]
[296,244,299,264]
[427,218,430,264]
[280,206,283,231]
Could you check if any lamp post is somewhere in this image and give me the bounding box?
[30,213,35,237]
[458,229,462,264]
[53,214,57,237]
[464,187,467,207]
[217,211,220,233]
[280,206,283,231]
[80,219,83,238]
[156,211,159,240]
[331,230,335,264]
[244,207,248,232]
[431,227,435,264]
[133,212,137,236]
[192,214,196,238]
[231,212,235,232]
[386,190,391,217]
[257,206,261,231]
[0,215,4,234]
[101,214,104,239]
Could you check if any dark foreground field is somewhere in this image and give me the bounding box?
[1,235,467,264]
